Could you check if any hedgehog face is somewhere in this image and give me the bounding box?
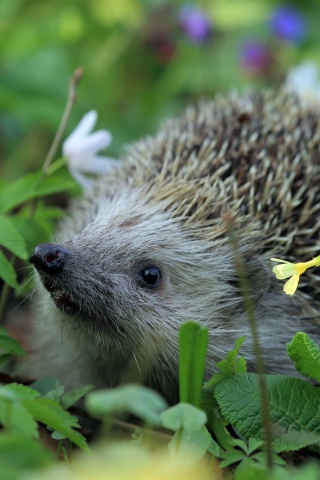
[30,189,244,357]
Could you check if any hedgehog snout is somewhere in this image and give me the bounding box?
[29,243,69,274]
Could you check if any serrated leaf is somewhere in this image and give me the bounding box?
[205,336,246,388]
[219,450,245,468]
[179,322,208,407]
[0,249,18,287]
[23,397,88,451]
[0,330,25,356]
[44,386,65,402]
[216,336,247,375]
[0,384,40,401]
[30,378,65,405]
[287,332,320,382]
[60,384,94,409]
[0,401,38,439]
[215,373,320,453]
[86,384,167,426]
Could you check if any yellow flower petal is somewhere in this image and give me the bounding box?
[272,263,298,279]
[270,258,292,264]
[283,274,300,295]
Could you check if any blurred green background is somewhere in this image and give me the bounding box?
[1,0,319,179]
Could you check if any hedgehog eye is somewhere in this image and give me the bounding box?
[137,266,161,288]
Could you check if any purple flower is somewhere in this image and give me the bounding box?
[178,6,212,43]
[240,40,273,75]
[269,6,307,43]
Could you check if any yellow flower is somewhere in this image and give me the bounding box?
[270,256,320,295]
[26,443,212,480]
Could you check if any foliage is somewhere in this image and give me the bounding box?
[179,321,208,407]
[287,332,320,382]
[86,384,167,427]
[1,1,320,180]
[1,2,320,478]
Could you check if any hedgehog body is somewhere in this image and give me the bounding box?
[30,90,320,402]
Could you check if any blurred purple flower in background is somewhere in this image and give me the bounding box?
[178,5,212,43]
[240,40,273,75]
[269,6,307,43]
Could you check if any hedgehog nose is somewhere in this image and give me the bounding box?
[29,243,69,273]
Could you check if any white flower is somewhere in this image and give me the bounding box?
[63,110,118,191]
[285,61,320,105]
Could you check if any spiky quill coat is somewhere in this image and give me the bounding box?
[30,89,320,403]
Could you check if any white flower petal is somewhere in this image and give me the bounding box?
[64,131,112,159]
[68,166,94,192]
[69,110,97,140]
[62,110,116,190]
[75,156,119,174]
[63,111,97,156]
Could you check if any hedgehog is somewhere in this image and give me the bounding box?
[28,89,320,404]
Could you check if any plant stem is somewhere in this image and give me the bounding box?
[225,215,273,471]
[42,66,83,174]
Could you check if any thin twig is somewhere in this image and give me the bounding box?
[225,214,273,471]
[42,66,83,173]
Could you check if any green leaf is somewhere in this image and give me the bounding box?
[8,216,50,250]
[60,384,94,409]
[0,354,13,365]
[44,387,65,402]
[86,384,167,427]
[0,329,25,356]
[161,403,220,461]
[23,397,88,451]
[30,377,61,396]
[201,390,234,451]
[0,432,52,480]
[0,215,28,259]
[205,336,247,387]
[0,249,18,287]
[169,423,215,462]
[0,169,78,215]
[215,373,320,453]
[0,401,38,439]
[34,168,79,197]
[234,457,266,480]
[161,403,207,432]
[287,332,320,382]
[0,385,40,440]
[0,172,42,214]
[0,384,40,401]
[179,322,208,407]
[219,450,245,468]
